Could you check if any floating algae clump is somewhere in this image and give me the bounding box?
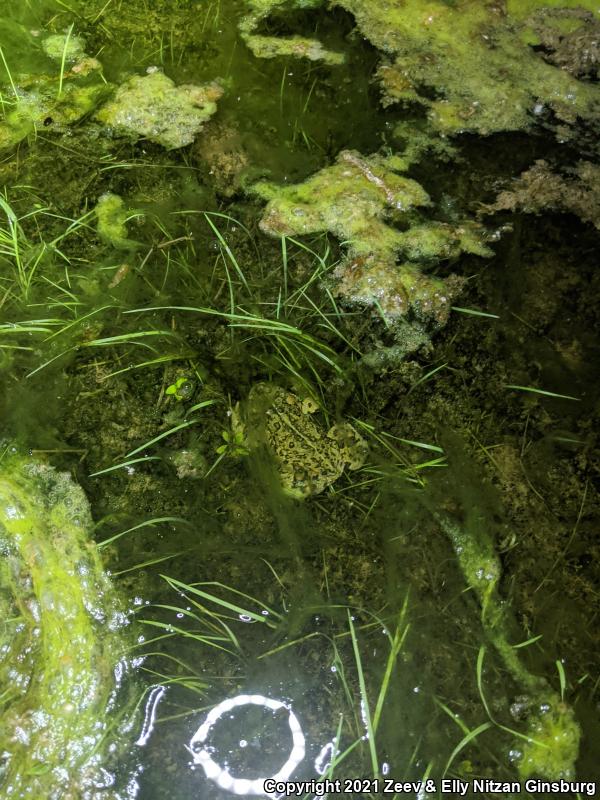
[345,0,600,136]
[242,34,345,64]
[243,0,600,139]
[0,454,130,798]
[254,150,490,323]
[0,66,108,152]
[42,32,87,63]
[95,71,223,149]
[0,28,109,152]
[518,700,581,781]
[95,193,141,250]
[239,0,344,64]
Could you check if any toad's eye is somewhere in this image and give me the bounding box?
[302,398,318,414]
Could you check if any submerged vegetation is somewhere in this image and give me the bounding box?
[0,0,598,797]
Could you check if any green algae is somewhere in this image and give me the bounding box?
[253,149,490,323]
[0,77,109,152]
[0,453,131,798]
[507,0,600,21]
[434,507,581,781]
[243,0,600,139]
[42,32,86,63]
[255,150,431,245]
[342,0,599,135]
[239,0,345,65]
[95,192,142,251]
[518,701,582,781]
[0,26,108,152]
[243,34,345,64]
[95,71,223,150]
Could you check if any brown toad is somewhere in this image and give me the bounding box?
[235,383,367,499]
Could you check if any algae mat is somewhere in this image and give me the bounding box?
[0,454,132,799]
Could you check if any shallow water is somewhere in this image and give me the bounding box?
[0,1,599,799]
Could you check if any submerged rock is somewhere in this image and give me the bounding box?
[0,454,131,798]
[95,70,223,149]
[253,150,490,324]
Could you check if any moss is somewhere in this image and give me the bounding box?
[253,149,488,323]
[0,453,130,798]
[95,71,223,149]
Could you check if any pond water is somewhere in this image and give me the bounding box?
[0,1,599,799]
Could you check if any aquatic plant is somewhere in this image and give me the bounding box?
[0,194,94,303]
[0,451,132,798]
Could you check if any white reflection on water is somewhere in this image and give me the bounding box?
[314,740,336,776]
[189,694,305,796]
[135,685,166,746]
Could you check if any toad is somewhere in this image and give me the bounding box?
[234,383,367,498]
